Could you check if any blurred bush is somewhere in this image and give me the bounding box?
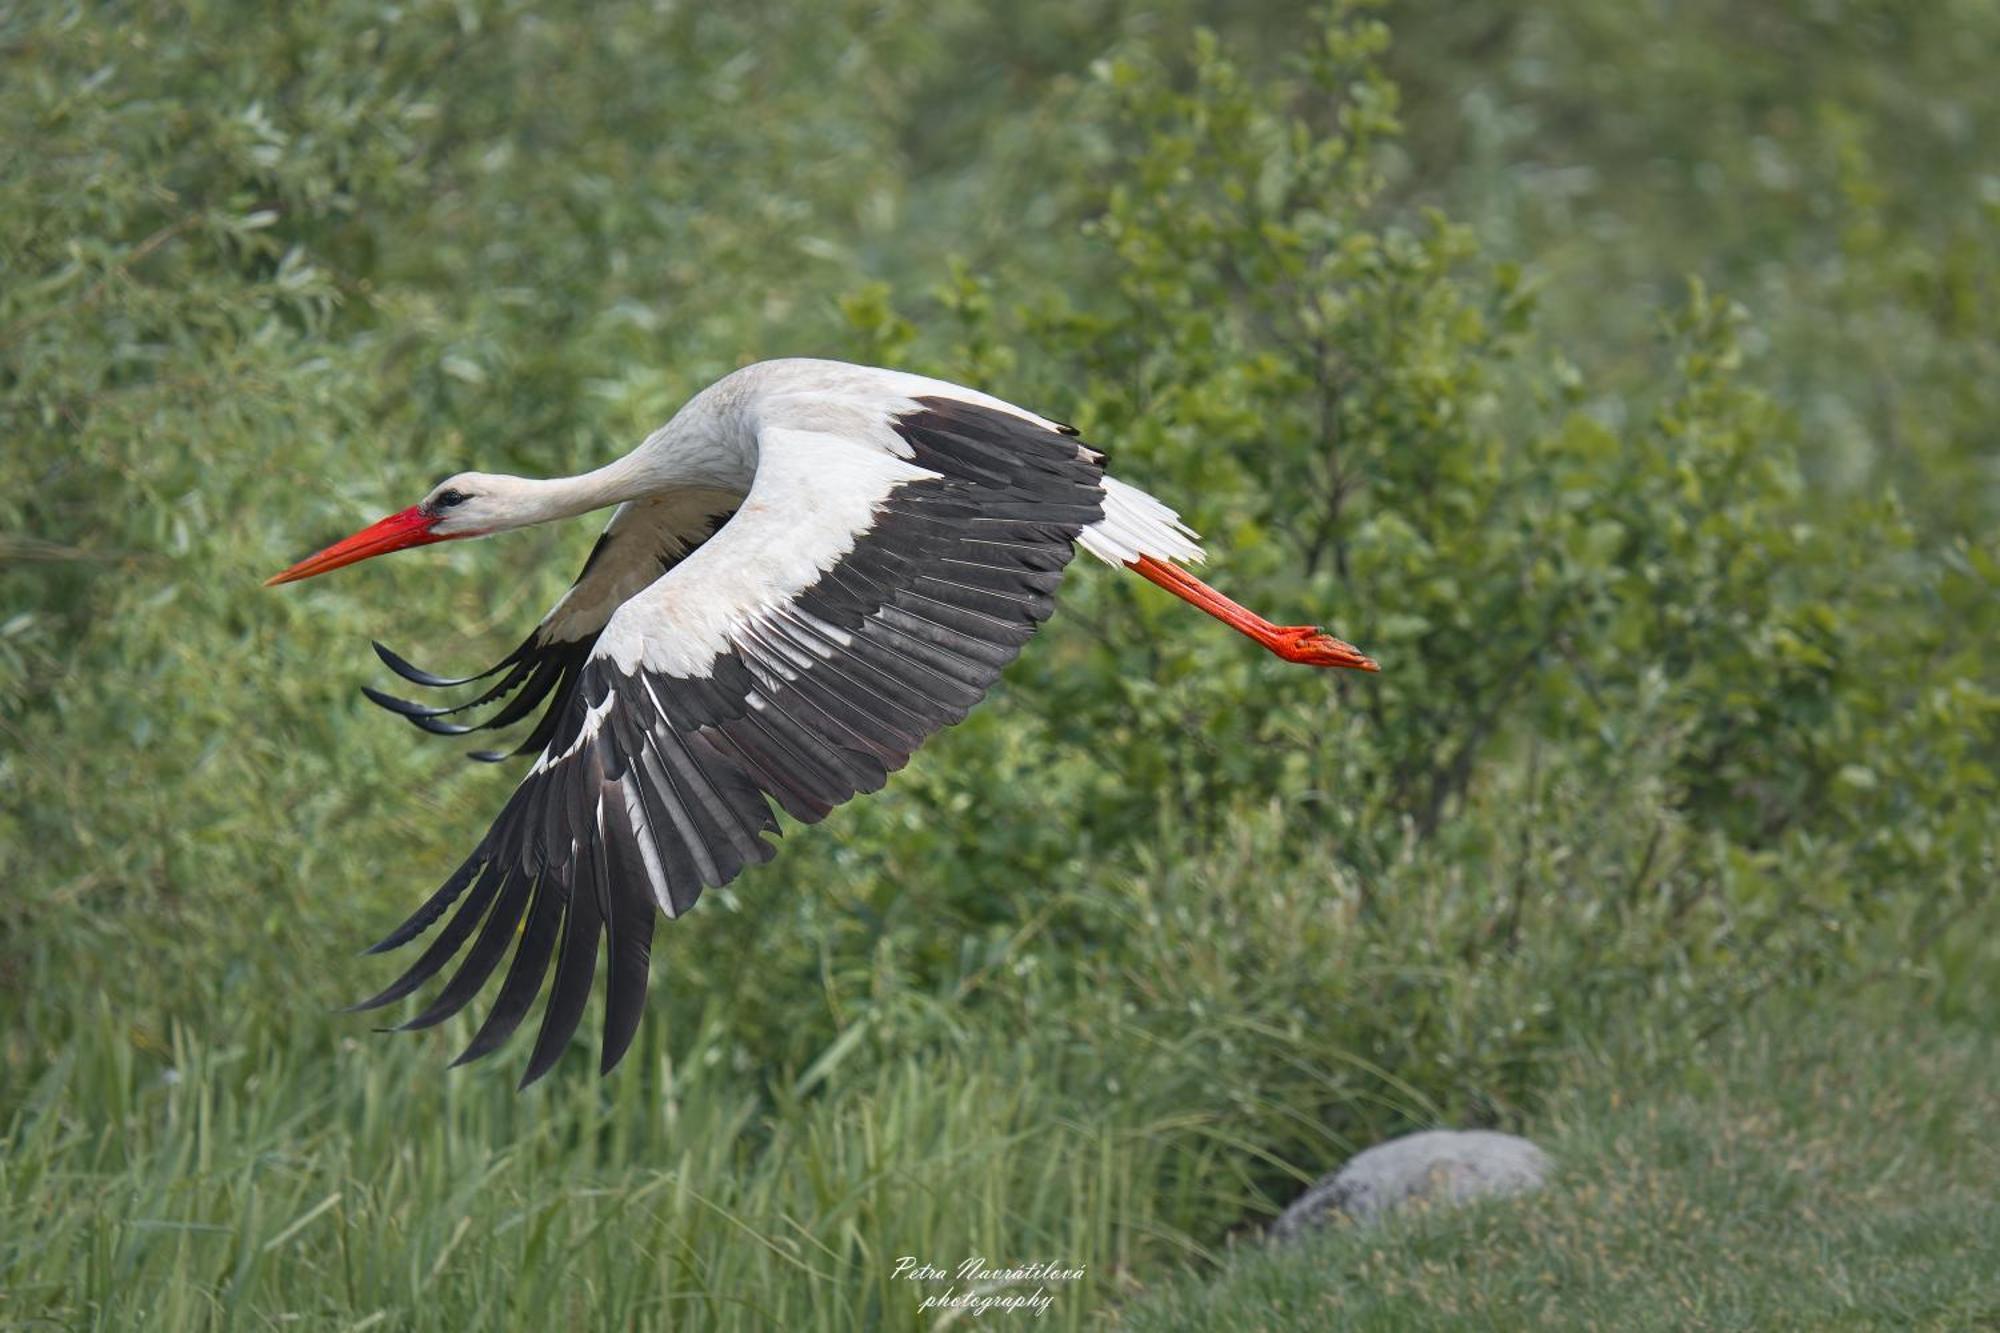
[842,1,1998,1022]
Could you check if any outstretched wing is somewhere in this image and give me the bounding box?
[353,396,1106,1084]
[362,487,744,762]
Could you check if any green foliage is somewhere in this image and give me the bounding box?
[1387,0,2000,531]
[853,1,1996,1001]
[2,0,1994,1326]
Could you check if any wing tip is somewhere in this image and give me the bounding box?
[373,640,461,687]
[517,1027,577,1088]
[361,684,438,718]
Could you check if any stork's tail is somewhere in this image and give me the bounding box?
[1079,475,1205,568]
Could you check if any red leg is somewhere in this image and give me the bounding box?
[1128,555,1379,672]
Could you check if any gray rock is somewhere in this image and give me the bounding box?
[1271,1129,1551,1239]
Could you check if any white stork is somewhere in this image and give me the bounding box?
[267,359,1377,1085]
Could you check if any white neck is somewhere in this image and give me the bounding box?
[444,385,759,536]
[512,454,657,523]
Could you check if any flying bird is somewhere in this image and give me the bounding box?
[267,359,1378,1085]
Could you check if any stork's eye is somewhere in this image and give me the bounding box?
[435,489,470,509]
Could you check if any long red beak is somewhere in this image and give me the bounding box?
[264,506,448,586]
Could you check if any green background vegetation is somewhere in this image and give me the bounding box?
[3,1,1994,1327]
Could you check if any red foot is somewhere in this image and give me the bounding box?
[1264,626,1380,672]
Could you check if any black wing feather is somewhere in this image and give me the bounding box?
[395,869,532,1031]
[449,856,567,1067]
[344,858,506,1012]
[357,399,1105,1083]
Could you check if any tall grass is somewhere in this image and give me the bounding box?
[1123,1004,2000,1331]
[7,1016,1180,1329]
[4,773,1890,1328]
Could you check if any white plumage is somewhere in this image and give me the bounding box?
[266,357,1375,1084]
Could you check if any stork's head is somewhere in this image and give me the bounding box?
[264,472,522,585]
